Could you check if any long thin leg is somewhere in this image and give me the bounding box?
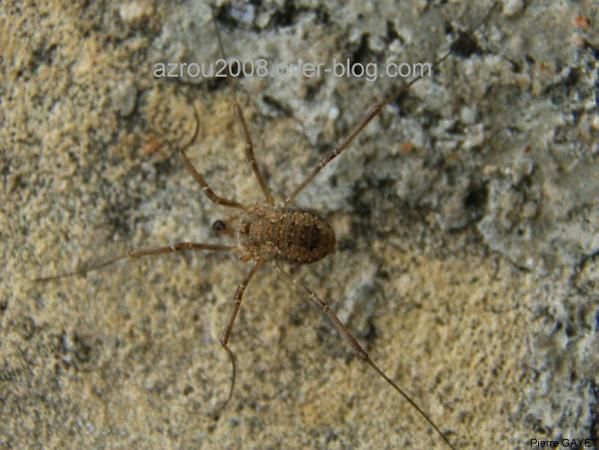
[175,104,245,210]
[235,102,275,205]
[180,148,246,210]
[219,261,263,406]
[284,102,384,205]
[275,264,456,450]
[211,8,275,205]
[284,1,499,205]
[34,243,233,281]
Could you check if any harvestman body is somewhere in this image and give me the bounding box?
[36,4,500,449]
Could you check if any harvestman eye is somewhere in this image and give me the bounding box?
[212,220,227,232]
[34,3,501,449]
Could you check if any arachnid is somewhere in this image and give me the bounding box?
[34,3,504,449]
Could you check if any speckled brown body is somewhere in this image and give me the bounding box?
[230,204,336,264]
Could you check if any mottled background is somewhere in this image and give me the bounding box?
[1,0,597,449]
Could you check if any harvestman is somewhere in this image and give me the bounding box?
[36,3,500,449]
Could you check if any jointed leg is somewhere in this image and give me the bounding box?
[129,242,233,257]
[275,264,456,450]
[283,76,440,206]
[208,8,273,206]
[235,102,275,205]
[284,103,384,205]
[34,243,233,282]
[219,262,263,406]
[284,2,499,206]
[177,104,246,210]
[180,148,246,210]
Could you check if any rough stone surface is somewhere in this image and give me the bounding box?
[2,1,597,449]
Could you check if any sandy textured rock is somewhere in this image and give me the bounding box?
[2,1,597,449]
